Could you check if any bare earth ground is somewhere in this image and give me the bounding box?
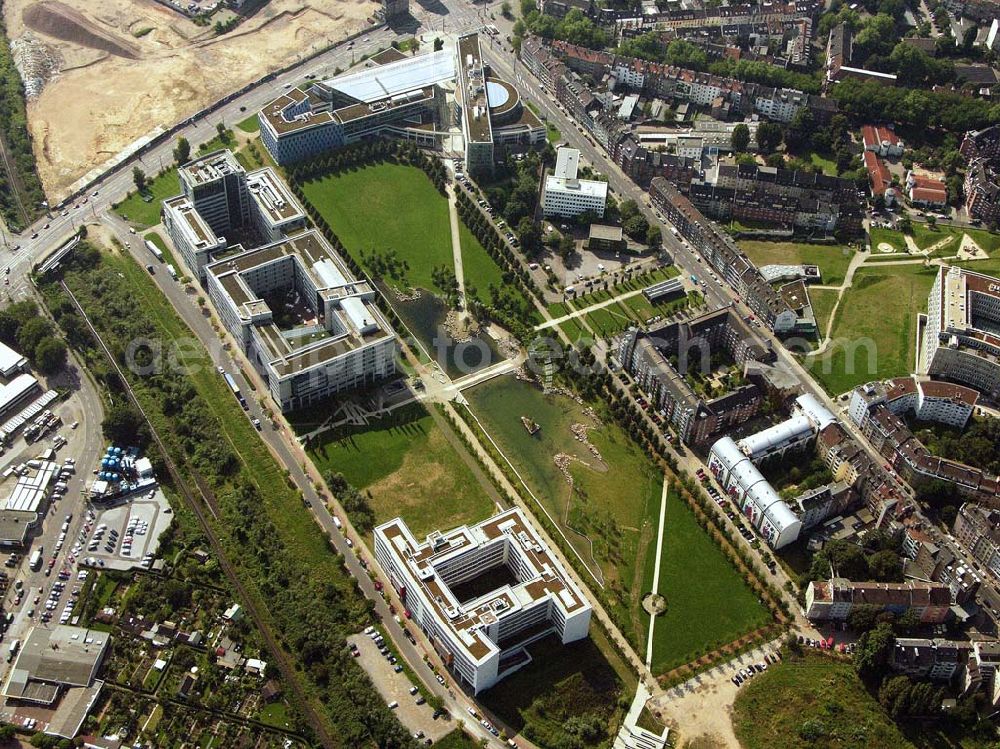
[5,0,377,198]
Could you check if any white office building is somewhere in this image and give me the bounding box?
[542,147,608,218]
[205,230,397,413]
[162,195,228,281]
[374,508,592,694]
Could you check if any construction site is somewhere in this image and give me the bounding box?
[4,0,377,198]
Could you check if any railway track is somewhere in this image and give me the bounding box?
[58,280,338,749]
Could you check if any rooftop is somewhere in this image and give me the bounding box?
[321,49,455,104]
[3,625,109,703]
[179,149,244,187]
[458,33,493,145]
[246,168,305,224]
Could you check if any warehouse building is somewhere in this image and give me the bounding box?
[374,508,592,694]
[205,230,397,413]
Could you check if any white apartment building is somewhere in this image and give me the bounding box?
[205,230,397,413]
[923,265,1000,401]
[373,508,592,694]
[542,147,608,218]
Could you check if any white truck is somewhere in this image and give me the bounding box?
[166,264,178,280]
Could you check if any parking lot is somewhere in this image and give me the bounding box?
[348,631,453,745]
[81,489,171,571]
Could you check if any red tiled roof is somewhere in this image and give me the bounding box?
[864,151,891,195]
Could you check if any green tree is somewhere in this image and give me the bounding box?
[102,402,150,448]
[174,136,191,164]
[34,337,67,375]
[646,225,662,247]
[847,603,883,633]
[854,622,895,680]
[731,123,750,153]
[132,166,146,193]
[755,122,783,153]
[501,1,513,18]
[433,37,444,52]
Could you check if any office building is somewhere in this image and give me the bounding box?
[373,508,592,694]
[164,150,307,280]
[205,230,397,413]
[382,0,409,18]
[542,147,608,218]
[923,265,1000,401]
[259,35,543,170]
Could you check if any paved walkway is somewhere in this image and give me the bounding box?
[535,286,646,331]
[646,477,669,669]
[446,183,467,313]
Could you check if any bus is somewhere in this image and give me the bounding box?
[29,548,42,571]
[144,239,164,261]
[223,373,248,411]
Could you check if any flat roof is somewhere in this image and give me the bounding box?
[554,147,580,180]
[163,196,221,248]
[321,49,455,104]
[246,168,305,224]
[589,224,623,241]
[544,174,608,200]
[179,149,244,187]
[376,508,590,665]
[0,342,26,374]
[458,33,493,145]
[3,626,109,701]
[206,230,395,378]
[259,89,336,136]
[0,373,38,413]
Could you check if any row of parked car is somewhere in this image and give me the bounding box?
[731,650,781,686]
[798,634,855,654]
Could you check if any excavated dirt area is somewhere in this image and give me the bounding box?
[5,0,377,198]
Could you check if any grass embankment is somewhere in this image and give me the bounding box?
[302,403,495,538]
[115,169,180,227]
[739,240,855,286]
[807,265,937,395]
[46,245,414,746]
[642,485,771,674]
[733,653,913,749]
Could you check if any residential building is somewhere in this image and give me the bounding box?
[826,23,899,85]
[923,265,1000,402]
[373,508,592,694]
[861,125,904,157]
[954,503,1000,579]
[907,171,948,209]
[804,578,951,622]
[205,230,398,413]
[542,147,608,218]
[892,638,968,681]
[616,308,774,447]
[863,151,895,204]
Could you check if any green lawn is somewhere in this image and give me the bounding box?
[300,163,454,293]
[808,288,840,338]
[466,376,663,649]
[115,168,180,227]
[546,122,562,143]
[459,222,506,304]
[733,653,913,749]
[806,150,838,176]
[807,265,937,395]
[869,227,907,254]
[303,403,495,538]
[642,485,770,673]
[739,241,855,286]
[236,113,260,133]
[871,224,1000,257]
[956,257,1000,277]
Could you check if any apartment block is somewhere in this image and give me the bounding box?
[805,578,951,622]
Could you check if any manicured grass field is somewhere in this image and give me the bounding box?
[300,163,454,292]
[733,653,913,749]
[304,403,495,538]
[869,227,906,253]
[805,150,838,176]
[642,485,770,673]
[957,257,1000,276]
[236,113,260,133]
[465,376,661,646]
[115,168,180,227]
[458,222,506,304]
[807,265,937,395]
[739,241,855,286]
[808,287,840,338]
